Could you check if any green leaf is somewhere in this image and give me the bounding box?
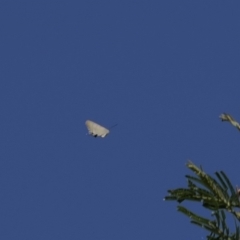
[178,206,212,226]
[186,162,229,205]
[215,172,228,192]
[220,171,236,197]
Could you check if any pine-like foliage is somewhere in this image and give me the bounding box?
[165,113,240,239]
[164,161,240,240]
[220,113,240,131]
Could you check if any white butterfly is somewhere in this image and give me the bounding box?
[85,120,110,138]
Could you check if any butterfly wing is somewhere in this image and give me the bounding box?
[85,120,110,137]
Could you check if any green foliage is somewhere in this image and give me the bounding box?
[164,161,240,240]
[219,113,240,131]
[165,112,240,239]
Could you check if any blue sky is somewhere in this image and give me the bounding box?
[1,1,240,239]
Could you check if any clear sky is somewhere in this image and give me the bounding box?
[1,1,240,239]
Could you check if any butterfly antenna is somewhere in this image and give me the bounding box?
[109,123,118,129]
